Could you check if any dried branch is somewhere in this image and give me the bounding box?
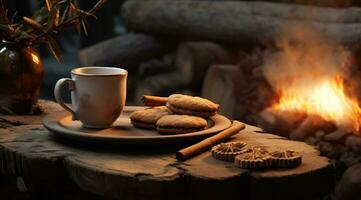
[0,0,107,62]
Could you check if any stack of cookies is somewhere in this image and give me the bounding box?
[130,94,219,135]
[211,142,302,169]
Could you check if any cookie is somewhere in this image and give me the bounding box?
[234,146,271,169]
[156,115,208,134]
[130,106,171,129]
[211,142,250,162]
[166,94,219,117]
[269,150,302,168]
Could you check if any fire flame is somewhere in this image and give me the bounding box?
[273,77,361,132]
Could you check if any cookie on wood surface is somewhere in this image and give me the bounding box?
[234,146,271,169]
[211,142,249,162]
[156,114,207,134]
[269,150,302,169]
[130,106,171,129]
[166,94,219,117]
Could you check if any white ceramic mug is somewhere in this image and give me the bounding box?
[54,67,127,128]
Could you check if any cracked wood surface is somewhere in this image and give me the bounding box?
[0,100,334,200]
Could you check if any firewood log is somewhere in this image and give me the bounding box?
[122,0,361,46]
[175,42,235,91]
[289,115,329,141]
[323,127,352,143]
[134,72,185,105]
[138,53,175,78]
[201,65,243,119]
[256,0,361,7]
[317,141,335,155]
[256,108,306,137]
[168,0,361,7]
[79,33,174,71]
[345,135,361,152]
[315,130,327,139]
[305,136,320,145]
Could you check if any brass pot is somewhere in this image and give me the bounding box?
[0,41,44,114]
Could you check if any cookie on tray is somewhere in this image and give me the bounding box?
[166,94,219,117]
[156,114,208,134]
[234,146,271,169]
[269,150,302,168]
[130,106,171,129]
[211,142,250,162]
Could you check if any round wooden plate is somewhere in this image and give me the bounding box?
[43,106,232,145]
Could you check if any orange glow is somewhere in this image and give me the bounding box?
[273,77,361,133]
[31,53,40,64]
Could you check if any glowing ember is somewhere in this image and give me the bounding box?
[273,77,361,132]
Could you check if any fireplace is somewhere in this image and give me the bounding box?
[253,26,361,169]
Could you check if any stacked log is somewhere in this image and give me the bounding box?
[176,42,236,91]
[134,41,236,102]
[138,53,175,78]
[256,109,306,137]
[79,33,174,71]
[134,72,185,105]
[193,0,361,8]
[201,49,274,123]
[122,0,361,46]
[201,64,243,119]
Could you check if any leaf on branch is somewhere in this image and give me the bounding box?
[57,0,68,5]
[60,4,69,23]
[70,2,96,19]
[46,34,61,63]
[45,0,52,11]
[14,24,23,33]
[46,7,60,31]
[0,0,107,62]
[89,0,107,15]
[81,18,88,35]
[6,24,15,32]
[55,7,60,26]
[23,17,45,32]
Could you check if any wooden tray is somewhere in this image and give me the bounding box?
[43,106,232,145]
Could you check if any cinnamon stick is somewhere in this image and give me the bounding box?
[142,95,168,106]
[176,120,246,161]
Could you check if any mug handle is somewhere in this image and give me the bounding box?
[54,78,77,120]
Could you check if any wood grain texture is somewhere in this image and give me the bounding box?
[0,100,333,200]
[122,0,361,46]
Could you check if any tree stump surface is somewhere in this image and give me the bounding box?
[0,100,334,200]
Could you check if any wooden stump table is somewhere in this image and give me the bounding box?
[0,100,334,200]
